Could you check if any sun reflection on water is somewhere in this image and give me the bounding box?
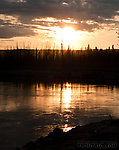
[63,124,72,132]
[63,82,71,109]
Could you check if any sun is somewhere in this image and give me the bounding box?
[55,27,78,49]
[61,27,76,42]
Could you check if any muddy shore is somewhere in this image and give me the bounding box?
[17,119,119,150]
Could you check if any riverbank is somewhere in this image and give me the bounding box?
[0,68,119,84]
[18,119,119,150]
[0,49,119,84]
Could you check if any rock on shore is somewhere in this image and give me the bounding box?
[19,119,119,150]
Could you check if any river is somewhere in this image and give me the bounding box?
[0,81,119,150]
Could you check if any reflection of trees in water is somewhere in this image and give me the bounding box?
[0,81,118,117]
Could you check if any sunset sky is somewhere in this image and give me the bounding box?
[0,0,119,50]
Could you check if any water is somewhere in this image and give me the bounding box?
[0,82,119,150]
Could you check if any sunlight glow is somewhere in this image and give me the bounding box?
[54,27,87,49]
[56,27,76,44]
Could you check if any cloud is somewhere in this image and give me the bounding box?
[0,24,36,38]
[1,0,119,20]
[0,0,119,38]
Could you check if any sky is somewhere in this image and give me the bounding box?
[0,0,119,50]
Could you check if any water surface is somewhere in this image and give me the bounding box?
[0,82,119,150]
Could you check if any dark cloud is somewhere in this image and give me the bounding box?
[67,22,100,32]
[0,24,36,38]
[0,0,118,20]
[0,0,119,38]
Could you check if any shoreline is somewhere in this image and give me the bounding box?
[18,119,119,150]
[0,68,119,84]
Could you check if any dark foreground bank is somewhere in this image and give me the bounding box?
[1,68,119,85]
[17,119,119,150]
